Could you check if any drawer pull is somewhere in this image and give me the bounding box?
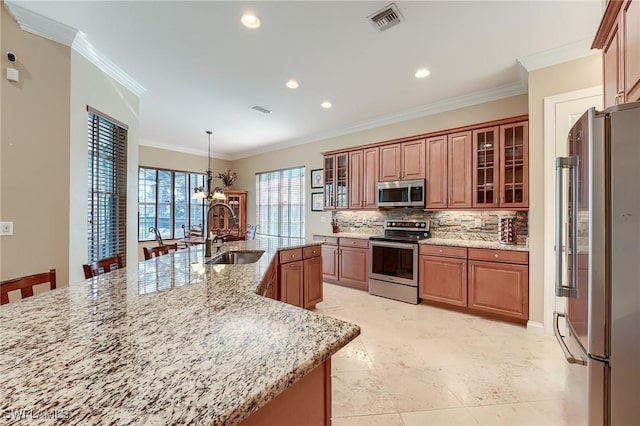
[312,250,316,254]
[494,254,499,258]
[352,241,356,244]
[291,254,295,258]
[439,249,443,253]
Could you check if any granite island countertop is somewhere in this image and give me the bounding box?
[0,237,360,425]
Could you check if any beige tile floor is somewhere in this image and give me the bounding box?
[314,283,571,426]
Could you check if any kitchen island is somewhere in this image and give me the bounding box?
[0,237,360,425]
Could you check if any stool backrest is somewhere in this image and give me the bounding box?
[1,269,57,305]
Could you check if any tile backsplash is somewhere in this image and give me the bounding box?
[333,209,528,245]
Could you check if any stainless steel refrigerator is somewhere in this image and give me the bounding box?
[554,102,640,425]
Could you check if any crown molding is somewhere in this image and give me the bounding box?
[4,1,77,46]
[139,139,233,161]
[4,1,146,97]
[72,33,147,97]
[229,81,527,160]
[517,38,598,72]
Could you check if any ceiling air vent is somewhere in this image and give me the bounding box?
[250,105,272,114]
[368,3,403,32]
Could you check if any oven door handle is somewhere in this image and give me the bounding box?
[370,240,417,250]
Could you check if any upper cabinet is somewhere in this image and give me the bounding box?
[595,0,640,107]
[323,116,528,212]
[473,122,529,209]
[324,153,349,210]
[425,132,472,209]
[379,139,425,181]
[349,148,379,209]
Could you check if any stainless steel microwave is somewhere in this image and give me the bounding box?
[377,179,425,208]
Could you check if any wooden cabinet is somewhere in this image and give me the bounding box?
[304,255,323,309]
[467,248,529,321]
[419,245,468,307]
[348,147,379,209]
[280,260,303,307]
[324,153,349,209]
[472,122,528,209]
[595,0,640,107]
[260,261,278,300]
[278,245,323,309]
[379,139,425,181]
[314,236,369,290]
[209,190,248,238]
[425,132,472,209]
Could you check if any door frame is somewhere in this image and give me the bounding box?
[542,86,602,334]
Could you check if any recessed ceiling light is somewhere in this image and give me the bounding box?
[241,13,261,29]
[415,68,431,79]
[320,101,332,109]
[286,80,299,89]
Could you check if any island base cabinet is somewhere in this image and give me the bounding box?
[468,260,529,320]
[304,256,323,309]
[239,359,331,426]
[419,255,467,307]
[280,261,303,307]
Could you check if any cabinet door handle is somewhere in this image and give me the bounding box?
[439,249,444,253]
[494,254,499,258]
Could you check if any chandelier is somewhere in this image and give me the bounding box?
[192,130,226,201]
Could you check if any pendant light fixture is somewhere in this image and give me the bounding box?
[193,130,227,201]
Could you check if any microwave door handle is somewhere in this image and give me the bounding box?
[555,157,578,298]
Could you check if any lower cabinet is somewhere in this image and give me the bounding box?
[467,249,529,321]
[314,236,369,290]
[419,245,529,322]
[419,245,467,307]
[277,245,323,309]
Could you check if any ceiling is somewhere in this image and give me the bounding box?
[7,1,603,160]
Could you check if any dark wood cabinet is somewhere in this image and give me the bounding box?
[324,153,349,209]
[595,0,640,107]
[379,139,425,182]
[314,236,368,290]
[426,132,472,210]
[472,122,528,209]
[467,248,529,321]
[419,245,468,307]
[348,147,379,209]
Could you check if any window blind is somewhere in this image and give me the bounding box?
[255,167,305,238]
[87,110,128,264]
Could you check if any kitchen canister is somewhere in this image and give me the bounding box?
[498,216,517,245]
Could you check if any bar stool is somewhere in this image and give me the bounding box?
[1,269,57,305]
[82,254,124,279]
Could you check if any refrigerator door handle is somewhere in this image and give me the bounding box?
[555,156,579,298]
[553,312,587,365]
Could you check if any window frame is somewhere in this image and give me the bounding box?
[255,166,306,238]
[138,166,206,242]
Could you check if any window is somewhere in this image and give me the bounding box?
[256,167,305,238]
[137,167,206,241]
[87,108,127,264]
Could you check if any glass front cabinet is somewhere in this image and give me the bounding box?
[473,121,528,209]
[324,153,349,209]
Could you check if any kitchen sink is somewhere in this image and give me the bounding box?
[207,250,265,265]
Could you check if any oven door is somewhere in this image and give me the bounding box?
[369,240,418,286]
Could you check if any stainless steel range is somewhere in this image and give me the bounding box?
[369,220,430,304]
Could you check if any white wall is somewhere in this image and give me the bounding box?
[69,51,139,284]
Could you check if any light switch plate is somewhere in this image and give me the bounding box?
[1,221,14,236]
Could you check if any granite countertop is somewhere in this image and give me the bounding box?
[313,232,372,240]
[314,232,527,251]
[0,237,360,425]
[419,238,529,252]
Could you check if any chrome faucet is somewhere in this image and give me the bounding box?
[205,203,240,256]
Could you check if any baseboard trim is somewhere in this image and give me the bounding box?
[526,320,545,333]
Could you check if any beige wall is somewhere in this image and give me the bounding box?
[139,145,231,175]
[69,51,140,284]
[233,94,529,238]
[527,54,602,324]
[0,7,71,283]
